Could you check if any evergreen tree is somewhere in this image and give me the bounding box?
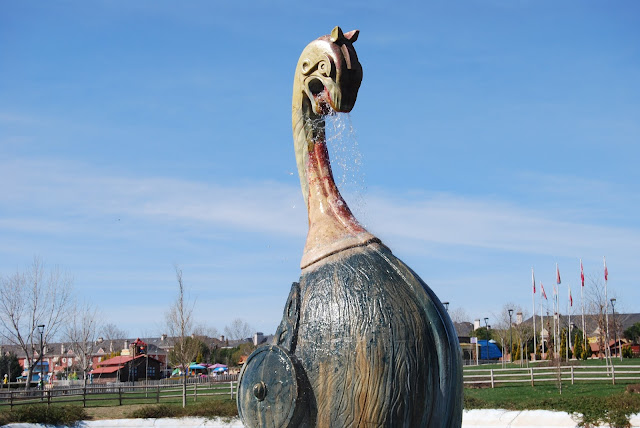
[0,352,21,383]
[560,328,568,360]
[573,330,584,360]
[472,327,492,341]
[512,341,521,361]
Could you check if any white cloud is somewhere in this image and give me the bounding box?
[3,157,638,261]
[0,158,307,239]
[366,192,640,259]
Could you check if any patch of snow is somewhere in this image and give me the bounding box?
[4,411,640,427]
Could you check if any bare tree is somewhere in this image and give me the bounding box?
[449,307,470,324]
[491,303,516,363]
[194,323,220,340]
[224,318,253,341]
[584,274,614,360]
[166,266,199,407]
[513,312,534,364]
[0,258,72,389]
[65,302,101,387]
[101,323,127,341]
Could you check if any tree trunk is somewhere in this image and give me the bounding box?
[24,356,36,390]
[182,372,187,408]
[25,368,33,390]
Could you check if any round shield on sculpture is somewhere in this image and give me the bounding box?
[237,345,302,428]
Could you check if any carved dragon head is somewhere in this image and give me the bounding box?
[295,26,362,116]
[293,27,362,208]
[292,27,378,268]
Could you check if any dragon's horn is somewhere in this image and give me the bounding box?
[330,26,345,43]
[344,30,359,43]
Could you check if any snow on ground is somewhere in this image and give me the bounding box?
[4,410,640,427]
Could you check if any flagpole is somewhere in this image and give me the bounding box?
[568,284,571,360]
[604,256,611,364]
[553,263,562,358]
[532,268,537,361]
[553,283,557,359]
[581,259,586,355]
[540,284,545,358]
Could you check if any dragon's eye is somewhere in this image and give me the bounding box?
[309,79,324,95]
[318,61,329,76]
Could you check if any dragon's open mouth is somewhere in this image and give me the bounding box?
[308,78,333,115]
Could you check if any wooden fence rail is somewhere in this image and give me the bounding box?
[463,364,640,388]
[0,381,238,409]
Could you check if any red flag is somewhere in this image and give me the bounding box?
[556,263,561,285]
[541,282,547,300]
[532,268,536,294]
[604,256,608,281]
[580,259,584,287]
[569,285,573,307]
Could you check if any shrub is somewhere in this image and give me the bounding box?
[559,394,640,428]
[626,384,640,394]
[0,405,87,426]
[127,400,238,420]
[187,400,238,418]
[128,404,183,419]
[623,346,633,359]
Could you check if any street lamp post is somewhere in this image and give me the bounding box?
[484,318,489,361]
[443,302,449,312]
[37,324,45,398]
[508,309,513,363]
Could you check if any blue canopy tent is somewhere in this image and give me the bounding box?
[477,340,502,360]
[17,361,50,383]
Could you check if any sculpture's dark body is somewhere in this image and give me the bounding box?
[238,244,463,428]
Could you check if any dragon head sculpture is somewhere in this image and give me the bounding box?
[295,26,362,116]
[292,26,377,269]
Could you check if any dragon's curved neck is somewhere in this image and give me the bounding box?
[292,79,380,270]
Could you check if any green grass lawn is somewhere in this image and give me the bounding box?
[464,375,640,427]
[465,382,631,408]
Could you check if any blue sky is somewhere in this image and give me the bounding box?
[1,1,639,338]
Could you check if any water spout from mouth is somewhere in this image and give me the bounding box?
[325,113,367,227]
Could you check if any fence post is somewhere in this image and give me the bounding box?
[47,389,51,408]
[612,365,616,385]
[118,386,122,406]
[571,366,574,385]
[490,369,494,388]
[156,385,160,403]
[530,368,534,386]
[83,386,87,408]
[10,390,13,409]
[194,382,198,402]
